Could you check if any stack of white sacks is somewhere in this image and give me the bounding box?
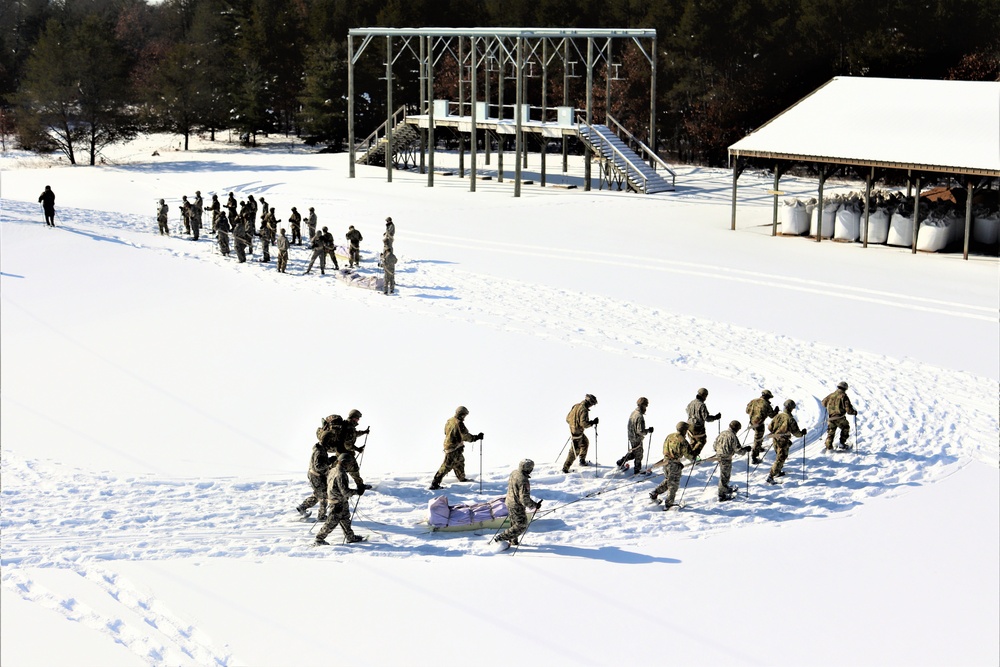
[780,189,999,252]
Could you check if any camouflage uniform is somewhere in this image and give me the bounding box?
[216,213,231,256]
[193,192,204,237]
[315,461,362,543]
[346,226,363,267]
[430,407,481,489]
[306,233,328,274]
[306,209,317,242]
[562,396,598,473]
[713,423,749,500]
[821,386,856,449]
[338,414,370,489]
[650,426,696,506]
[686,393,720,457]
[496,460,540,544]
[157,202,169,235]
[618,401,653,474]
[208,195,220,233]
[276,231,289,272]
[321,229,339,269]
[297,442,335,520]
[382,251,396,294]
[768,408,806,480]
[246,195,257,233]
[746,393,779,462]
[288,208,302,245]
[232,217,248,263]
[225,194,238,227]
[181,196,191,234]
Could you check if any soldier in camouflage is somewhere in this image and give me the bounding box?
[767,399,807,484]
[494,459,542,546]
[288,207,302,245]
[215,211,230,256]
[746,389,779,464]
[650,422,697,509]
[429,406,483,490]
[306,207,317,242]
[562,394,599,473]
[207,194,220,234]
[346,225,363,268]
[314,455,365,545]
[686,388,721,458]
[276,229,289,273]
[338,409,372,490]
[713,420,751,501]
[296,440,336,521]
[258,216,272,262]
[382,250,396,295]
[821,381,857,450]
[156,199,169,235]
[193,191,204,237]
[231,214,248,263]
[180,195,192,235]
[617,397,654,475]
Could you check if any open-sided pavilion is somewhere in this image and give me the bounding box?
[728,76,1000,259]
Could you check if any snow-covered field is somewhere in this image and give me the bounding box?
[2,134,998,667]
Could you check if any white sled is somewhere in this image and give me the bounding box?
[335,267,384,291]
[427,496,510,532]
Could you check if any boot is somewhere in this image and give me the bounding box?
[317,513,327,522]
[296,506,310,518]
[561,466,571,474]
[346,534,364,544]
[578,458,589,467]
[766,475,777,485]
[314,537,329,546]
[615,457,625,469]
[751,456,761,465]
[429,480,442,491]
[649,491,659,503]
[509,537,519,546]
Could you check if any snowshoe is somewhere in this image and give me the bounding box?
[766,475,778,485]
[492,539,511,553]
[751,457,761,465]
[296,507,312,520]
[314,537,330,546]
[649,492,660,504]
[345,535,367,544]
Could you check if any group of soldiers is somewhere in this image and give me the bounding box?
[294,382,857,546]
[154,193,398,291]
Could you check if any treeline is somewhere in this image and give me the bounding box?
[1,0,997,166]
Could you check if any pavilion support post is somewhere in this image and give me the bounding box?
[911,175,921,254]
[497,41,505,184]
[427,35,434,188]
[515,36,523,198]
[348,35,355,178]
[963,176,974,260]
[419,36,426,174]
[562,39,569,174]
[815,167,827,242]
[541,39,548,187]
[862,166,874,248]
[458,37,465,178]
[730,157,746,231]
[771,162,782,237]
[584,37,594,192]
[385,35,393,184]
[649,35,657,169]
[470,36,477,193]
[484,45,491,166]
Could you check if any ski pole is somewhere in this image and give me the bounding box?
[593,424,599,478]
[510,506,540,556]
[346,435,369,532]
[751,442,774,474]
[555,436,571,463]
[854,414,859,455]
[479,434,484,495]
[702,461,720,493]
[644,432,652,472]
[801,433,806,481]
[678,459,697,506]
[746,448,750,498]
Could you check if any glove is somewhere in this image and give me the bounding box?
[361,428,371,435]
[356,486,366,496]
[357,445,366,452]
[534,499,543,509]
[592,417,600,426]
[648,427,654,434]
[802,429,808,435]
[476,432,484,441]
[714,412,722,420]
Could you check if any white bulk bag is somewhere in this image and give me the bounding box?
[781,200,810,235]
[887,212,915,247]
[834,207,861,241]
[973,213,999,245]
[811,202,839,237]
[916,219,949,252]
[861,208,890,244]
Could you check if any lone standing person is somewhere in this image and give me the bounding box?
[38,185,56,226]
[429,406,483,490]
[767,400,807,485]
[288,207,302,245]
[714,420,751,501]
[493,459,542,547]
[306,207,318,242]
[276,228,289,273]
[649,422,697,509]
[562,394,599,473]
[746,389,779,465]
[156,199,169,235]
[617,397,654,475]
[346,225,363,268]
[687,388,721,458]
[382,250,397,295]
[822,381,857,451]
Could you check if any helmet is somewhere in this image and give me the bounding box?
[837,381,849,391]
[676,421,689,433]
[159,199,164,204]
[455,405,469,417]
[637,396,649,407]
[784,399,796,411]
[322,226,328,232]
[292,206,297,211]
[729,420,741,431]
[762,389,773,399]
[696,388,708,400]
[585,394,598,406]
[195,190,201,195]
[520,459,535,474]
[385,216,393,222]
[348,409,362,420]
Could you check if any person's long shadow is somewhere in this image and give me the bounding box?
[527,543,681,564]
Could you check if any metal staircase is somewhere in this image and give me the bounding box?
[355,106,421,167]
[577,113,676,194]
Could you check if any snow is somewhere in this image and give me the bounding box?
[2,133,998,666]
[729,77,1000,173]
